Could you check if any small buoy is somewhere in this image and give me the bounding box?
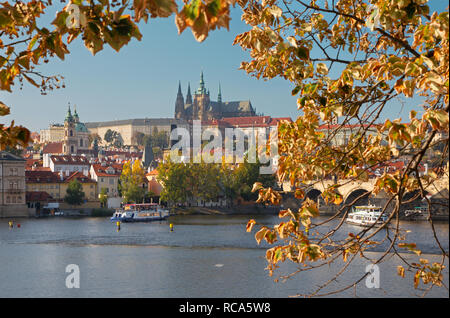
[169,223,174,232]
[8,221,13,228]
[17,224,21,228]
[214,264,224,268]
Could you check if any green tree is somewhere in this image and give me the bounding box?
[233,154,276,201]
[120,159,146,203]
[64,179,85,206]
[88,133,102,147]
[104,129,115,144]
[157,157,189,206]
[99,187,108,208]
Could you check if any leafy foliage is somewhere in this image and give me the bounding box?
[64,179,85,206]
[236,0,448,296]
[157,154,276,205]
[119,159,146,203]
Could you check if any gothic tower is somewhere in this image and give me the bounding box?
[217,83,222,104]
[174,81,185,119]
[186,82,192,105]
[63,103,78,155]
[194,71,210,121]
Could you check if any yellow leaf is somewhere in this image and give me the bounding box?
[397,266,405,278]
[246,219,256,232]
[251,182,263,193]
[255,227,268,244]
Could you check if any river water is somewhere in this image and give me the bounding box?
[0,214,448,298]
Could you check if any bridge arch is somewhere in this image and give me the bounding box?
[343,188,371,206]
[402,190,430,205]
[305,188,322,201]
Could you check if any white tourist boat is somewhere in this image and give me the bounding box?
[111,203,170,222]
[404,206,428,220]
[346,205,388,227]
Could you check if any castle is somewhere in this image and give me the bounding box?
[175,72,256,121]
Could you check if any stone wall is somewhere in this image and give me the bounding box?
[0,205,32,218]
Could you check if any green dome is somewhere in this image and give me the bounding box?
[75,122,88,132]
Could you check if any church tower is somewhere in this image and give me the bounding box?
[217,83,222,104]
[174,81,185,119]
[186,82,192,105]
[63,103,78,155]
[73,105,80,123]
[194,71,210,121]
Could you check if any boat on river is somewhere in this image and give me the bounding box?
[404,206,428,220]
[345,205,388,227]
[111,203,170,222]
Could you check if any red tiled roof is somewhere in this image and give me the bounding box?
[26,159,43,169]
[221,116,271,127]
[269,117,293,125]
[91,163,123,177]
[26,191,53,202]
[31,167,51,171]
[26,170,61,183]
[50,155,90,165]
[42,142,63,154]
[64,171,96,183]
[216,116,293,128]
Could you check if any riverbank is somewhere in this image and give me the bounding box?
[170,205,449,222]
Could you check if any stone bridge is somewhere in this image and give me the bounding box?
[281,176,449,218]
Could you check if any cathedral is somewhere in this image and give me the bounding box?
[175,72,256,121]
[62,104,90,155]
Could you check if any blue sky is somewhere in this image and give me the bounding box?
[1,1,448,133]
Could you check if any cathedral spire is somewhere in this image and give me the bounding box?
[175,81,185,119]
[177,81,182,96]
[73,104,79,123]
[65,103,73,122]
[186,82,192,104]
[197,71,207,95]
[218,83,222,103]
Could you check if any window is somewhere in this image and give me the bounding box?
[109,178,114,185]
[6,196,10,203]
[80,139,83,147]
[70,130,73,137]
